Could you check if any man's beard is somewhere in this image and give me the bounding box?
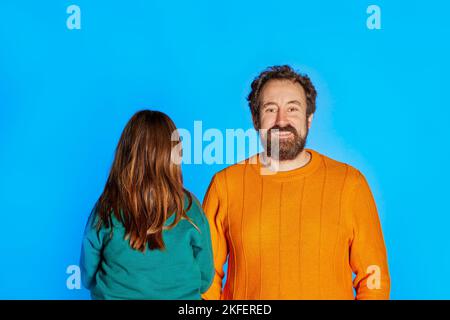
[263,124,308,161]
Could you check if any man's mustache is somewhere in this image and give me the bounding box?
[267,125,298,136]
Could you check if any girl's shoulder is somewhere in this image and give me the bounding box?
[184,190,206,225]
[88,202,124,232]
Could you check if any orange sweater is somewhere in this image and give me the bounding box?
[201,149,390,300]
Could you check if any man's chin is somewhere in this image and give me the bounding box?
[269,147,301,161]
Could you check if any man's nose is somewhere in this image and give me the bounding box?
[275,109,289,127]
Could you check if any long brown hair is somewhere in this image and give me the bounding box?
[96,110,193,252]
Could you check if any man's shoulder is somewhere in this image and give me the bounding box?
[207,155,259,196]
[316,149,365,185]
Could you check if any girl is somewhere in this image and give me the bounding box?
[80,110,214,299]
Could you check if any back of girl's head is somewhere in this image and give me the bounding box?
[96,110,193,252]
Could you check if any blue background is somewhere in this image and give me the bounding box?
[1,0,449,299]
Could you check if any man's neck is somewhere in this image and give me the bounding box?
[262,149,311,172]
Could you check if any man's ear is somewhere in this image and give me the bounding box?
[307,113,314,129]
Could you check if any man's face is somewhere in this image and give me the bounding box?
[258,79,313,160]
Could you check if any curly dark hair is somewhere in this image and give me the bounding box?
[247,65,317,128]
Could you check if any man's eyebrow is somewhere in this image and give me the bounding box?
[261,101,277,108]
[286,100,303,106]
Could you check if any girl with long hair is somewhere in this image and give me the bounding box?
[80,110,214,299]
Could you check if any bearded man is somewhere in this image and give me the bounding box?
[201,65,390,300]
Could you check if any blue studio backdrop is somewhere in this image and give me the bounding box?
[1,1,449,299]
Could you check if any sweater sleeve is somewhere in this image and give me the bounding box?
[201,174,229,300]
[349,171,391,300]
[79,205,105,290]
[189,196,215,294]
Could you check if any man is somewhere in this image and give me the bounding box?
[201,65,390,300]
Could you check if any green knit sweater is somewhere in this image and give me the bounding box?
[80,193,214,300]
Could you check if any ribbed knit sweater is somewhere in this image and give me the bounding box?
[201,149,390,300]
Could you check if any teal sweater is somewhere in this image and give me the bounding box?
[80,193,214,300]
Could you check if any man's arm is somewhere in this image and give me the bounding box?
[201,174,229,300]
[349,170,391,300]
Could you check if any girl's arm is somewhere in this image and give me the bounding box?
[79,205,105,290]
[190,196,215,294]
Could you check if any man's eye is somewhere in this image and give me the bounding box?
[288,107,299,112]
[266,108,276,113]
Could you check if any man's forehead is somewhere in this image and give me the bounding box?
[261,79,306,101]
